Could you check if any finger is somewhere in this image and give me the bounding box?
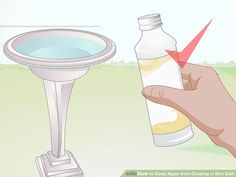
[182,63,204,75]
[182,73,191,80]
[191,77,201,89]
[186,80,192,90]
[182,72,194,90]
[181,63,209,89]
[181,64,199,81]
[182,63,213,81]
[183,80,189,89]
[142,85,194,114]
[181,72,193,90]
[182,63,219,90]
[182,80,193,90]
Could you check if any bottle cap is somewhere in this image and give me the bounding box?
[138,13,162,31]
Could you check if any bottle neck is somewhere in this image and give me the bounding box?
[141,26,163,35]
[140,23,163,31]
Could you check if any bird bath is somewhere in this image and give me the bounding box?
[4,29,116,177]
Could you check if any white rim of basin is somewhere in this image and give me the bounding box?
[4,29,116,69]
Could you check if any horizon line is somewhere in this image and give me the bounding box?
[0,25,100,28]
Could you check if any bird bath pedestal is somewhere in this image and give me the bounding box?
[4,29,116,177]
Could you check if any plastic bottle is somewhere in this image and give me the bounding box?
[135,13,193,146]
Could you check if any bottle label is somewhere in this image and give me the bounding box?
[138,55,190,134]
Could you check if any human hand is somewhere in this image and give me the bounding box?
[142,63,236,157]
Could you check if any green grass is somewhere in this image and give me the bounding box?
[1,64,236,177]
[179,144,231,156]
[213,65,236,98]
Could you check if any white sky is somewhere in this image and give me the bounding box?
[0,0,236,64]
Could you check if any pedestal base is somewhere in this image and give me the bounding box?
[36,151,83,177]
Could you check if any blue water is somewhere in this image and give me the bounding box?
[15,36,105,60]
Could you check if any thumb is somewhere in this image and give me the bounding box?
[142,85,193,114]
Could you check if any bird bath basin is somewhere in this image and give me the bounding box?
[4,29,116,177]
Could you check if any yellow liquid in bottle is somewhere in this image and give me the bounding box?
[139,55,171,74]
[138,55,191,135]
[151,110,190,134]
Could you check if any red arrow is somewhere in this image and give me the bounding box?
[166,19,212,68]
